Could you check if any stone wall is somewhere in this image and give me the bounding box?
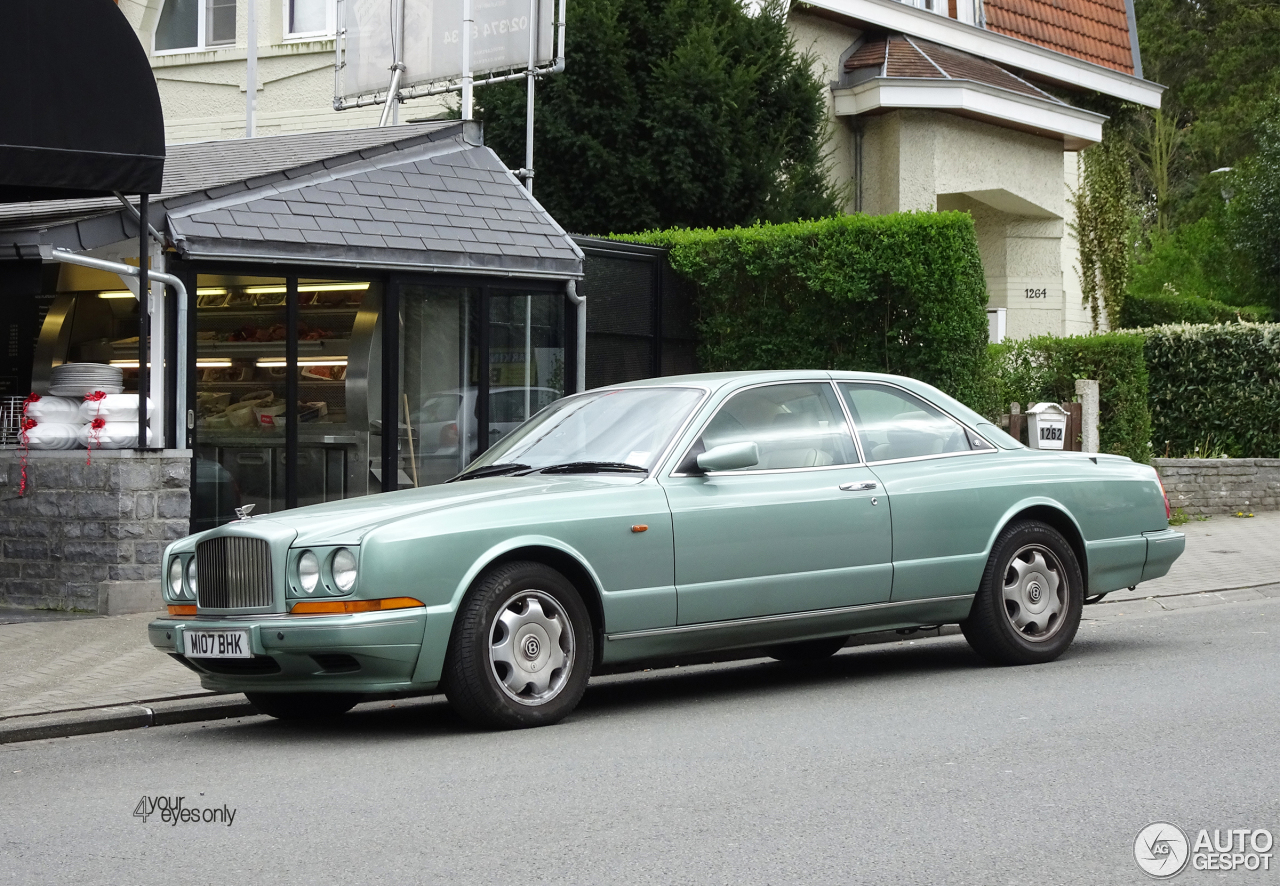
[0,450,191,612]
[1153,458,1280,516]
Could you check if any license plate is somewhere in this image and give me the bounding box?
[184,630,251,659]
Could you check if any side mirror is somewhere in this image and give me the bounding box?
[696,441,759,473]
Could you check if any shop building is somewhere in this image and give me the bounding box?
[0,120,585,610]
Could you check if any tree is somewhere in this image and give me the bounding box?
[1134,0,1280,223]
[475,0,839,234]
[1229,105,1280,308]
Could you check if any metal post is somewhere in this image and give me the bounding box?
[246,0,257,137]
[378,0,406,127]
[137,195,149,450]
[523,0,537,193]
[285,277,299,508]
[461,0,474,120]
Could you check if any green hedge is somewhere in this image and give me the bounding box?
[619,212,991,409]
[1144,323,1280,458]
[989,333,1151,462]
[1120,290,1270,327]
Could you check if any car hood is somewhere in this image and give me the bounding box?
[244,474,649,546]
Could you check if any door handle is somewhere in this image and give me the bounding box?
[839,481,877,491]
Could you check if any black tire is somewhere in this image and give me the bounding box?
[962,520,1084,665]
[766,635,849,662]
[444,561,594,729]
[245,691,361,720]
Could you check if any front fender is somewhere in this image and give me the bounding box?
[409,535,607,686]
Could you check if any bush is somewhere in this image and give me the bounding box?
[619,212,992,410]
[1128,212,1271,314]
[1144,323,1280,458]
[990,333,1151,462]
[1120,289,1270,327]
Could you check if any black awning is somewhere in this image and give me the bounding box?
[0,0,165,203]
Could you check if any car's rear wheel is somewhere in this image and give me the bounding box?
[444,561,593,729]
[962,520,1083,665]
[766,635,849,662]
[245,691,362,720]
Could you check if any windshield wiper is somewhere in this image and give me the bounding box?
[537,461,649,475]
[449,463,531,482]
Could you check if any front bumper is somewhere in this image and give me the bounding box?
[148,607,430,694]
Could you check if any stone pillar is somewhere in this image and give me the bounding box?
[1075,379,1100,454]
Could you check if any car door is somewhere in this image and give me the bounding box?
[837,381,1001,603]
[660,381,893,625]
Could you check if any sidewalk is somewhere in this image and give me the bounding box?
[2,511,1278,742]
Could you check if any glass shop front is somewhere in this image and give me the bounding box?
[186,269,571,530]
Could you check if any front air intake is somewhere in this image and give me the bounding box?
[196,536,273,610]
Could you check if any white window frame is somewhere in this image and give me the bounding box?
[152,0,237,56]
[283,0,337,40]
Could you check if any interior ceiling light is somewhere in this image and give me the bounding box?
[242,282,371,295]
[196,287,228,296]
[255,358,349,368]
[98,290,135,299]
[195,359,233,368]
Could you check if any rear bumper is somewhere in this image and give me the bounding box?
[148,608,429,694]
[1141,528,1186,582]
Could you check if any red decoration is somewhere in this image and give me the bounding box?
[18,396,40,496]
[84,391,108,465]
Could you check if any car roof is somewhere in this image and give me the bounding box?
[605,369,928,393]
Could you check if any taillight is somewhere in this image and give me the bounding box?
[1157,474,1171,520]
[440,422,458,448]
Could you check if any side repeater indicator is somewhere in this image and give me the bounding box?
[631,524,648,533]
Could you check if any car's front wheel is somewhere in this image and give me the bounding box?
[444,561,593,729]
[962,520,1084,665]
[245,692,362,720]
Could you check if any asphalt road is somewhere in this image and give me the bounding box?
[3,598,1278,886]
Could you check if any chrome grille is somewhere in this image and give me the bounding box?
[196,536,273,609]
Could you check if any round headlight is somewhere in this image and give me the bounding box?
[298,550,320,593]
[185,557,198,598]
[331,548,358,592]
[168,558,184,598]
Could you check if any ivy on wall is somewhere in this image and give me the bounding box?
[1072,126,1138,330]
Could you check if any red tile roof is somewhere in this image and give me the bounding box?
[983,0,1135,74]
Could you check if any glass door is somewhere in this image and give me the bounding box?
[486,290,566,451]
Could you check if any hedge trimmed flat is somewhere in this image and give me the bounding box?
[149,370,1184,729]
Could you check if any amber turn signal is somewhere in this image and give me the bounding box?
[289,597,425,616]
[167,605,197,617]
[631,524,648,533]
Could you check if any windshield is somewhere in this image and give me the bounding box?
[463,386,705,473]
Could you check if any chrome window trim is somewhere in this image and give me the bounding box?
[606,594,976,640]
[666,379,864,478]
[836,379,1001,467]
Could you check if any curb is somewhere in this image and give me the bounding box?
[0,695,259,745]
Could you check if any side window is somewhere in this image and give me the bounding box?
[839,383,976,462]
[683,383,858,472]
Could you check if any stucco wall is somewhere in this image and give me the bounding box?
[789,13,863,214]
[122,0,444,144]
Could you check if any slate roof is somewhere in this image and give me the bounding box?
[845,34,1064,103]
[0,121,583,279]
[983,0,1136,74]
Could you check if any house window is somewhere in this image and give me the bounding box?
[154,0,237,52]
[287,0,336,37]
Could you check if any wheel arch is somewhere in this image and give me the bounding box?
[988,500,1090,593]
[450,537,608,669]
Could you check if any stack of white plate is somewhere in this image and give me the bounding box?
[49,363,124,398]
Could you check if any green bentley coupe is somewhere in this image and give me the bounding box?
[149,371,1184,728]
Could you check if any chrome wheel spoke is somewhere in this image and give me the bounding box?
[487,589,575,706]
[1000,543,1069,642]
